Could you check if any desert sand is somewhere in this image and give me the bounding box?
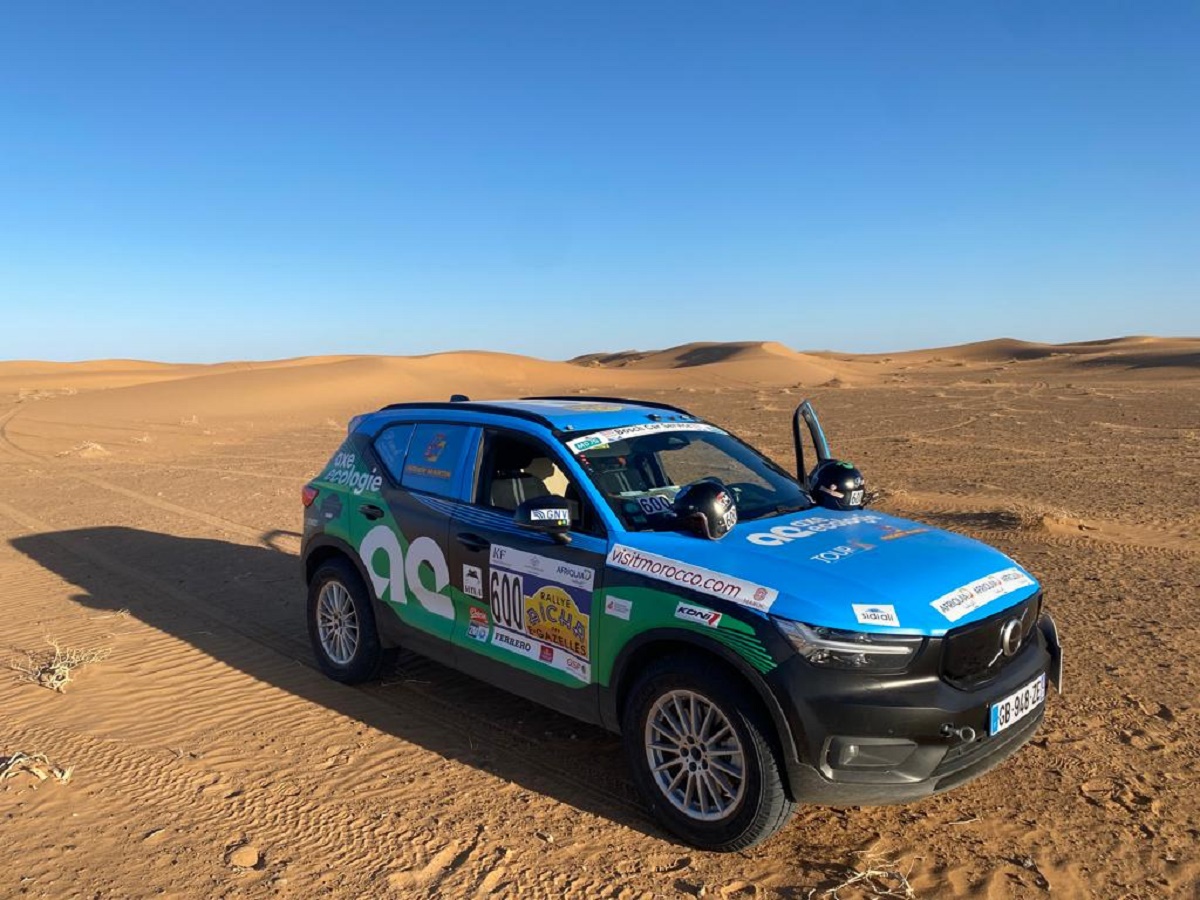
[0,336,1197,899]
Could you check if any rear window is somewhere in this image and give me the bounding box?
[400,424,474,498]
[373,424,414,483]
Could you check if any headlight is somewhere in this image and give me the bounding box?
[773,618,923,671]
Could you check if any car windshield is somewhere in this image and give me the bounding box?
[562,423,813,531]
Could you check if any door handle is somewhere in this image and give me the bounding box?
[359,504,385,521]
[456,532,490,553]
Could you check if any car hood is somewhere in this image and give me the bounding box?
[610,508,1039,636]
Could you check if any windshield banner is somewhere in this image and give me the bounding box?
[566,422,723,454]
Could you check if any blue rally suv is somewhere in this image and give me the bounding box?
[301,396,1063,851]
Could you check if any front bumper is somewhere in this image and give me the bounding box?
[767,611,1062,806]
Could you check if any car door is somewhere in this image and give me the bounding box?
[355,419,478,663]
[447,426,608,723]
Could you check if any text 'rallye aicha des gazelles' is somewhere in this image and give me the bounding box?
[301,396,1063,851]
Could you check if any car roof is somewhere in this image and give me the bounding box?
[359,396,700,435]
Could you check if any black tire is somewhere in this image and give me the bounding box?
[307,556,387,684]
[621,655,795,851]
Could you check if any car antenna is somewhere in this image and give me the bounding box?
[450,394,470,402]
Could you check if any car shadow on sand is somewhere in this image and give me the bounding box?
[10,526,669,839]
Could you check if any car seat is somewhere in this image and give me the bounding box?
[489,442,551,510]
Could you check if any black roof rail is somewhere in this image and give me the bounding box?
[521,395,695,417]
[377,401,560,431]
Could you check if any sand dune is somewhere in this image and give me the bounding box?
[572,340,866,387]
[847,335,1200,369]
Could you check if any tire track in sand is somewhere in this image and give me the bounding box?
[0,405,273,546]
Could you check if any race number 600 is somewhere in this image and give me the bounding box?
[490,571,524,632]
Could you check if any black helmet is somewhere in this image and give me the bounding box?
[810,460,866,511]
[673,480,738,540]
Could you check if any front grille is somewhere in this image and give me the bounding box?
[941,592,1041,689]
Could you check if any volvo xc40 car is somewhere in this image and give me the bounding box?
[301,396,1062,850]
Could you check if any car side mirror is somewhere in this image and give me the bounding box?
[514,497,572,544]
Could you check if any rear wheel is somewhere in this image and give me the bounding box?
[621,656,795,851]
[308,557,386,684]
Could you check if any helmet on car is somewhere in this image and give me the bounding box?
[810,460,866,511]
[673,480,737,540]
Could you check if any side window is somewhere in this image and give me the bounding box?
[400,424,473,499]
[373,424,415,483]
[476,430,603,536]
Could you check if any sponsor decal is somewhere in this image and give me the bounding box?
[493,630,533,654]
[530,508,570,522]
[467,603,489,641]
[604,595,633,621]
[403,461,453,480]
[608,544,777,612]
[559,402,623,412]
[463,565,484,599]
[490,545,594,591]
[716,492,738,532]
[810,542,874,565]
[526,585,589,659]
[488,630,591,683]
[359,525,454,620]
[322,450,384,496]
[746,513,883,547]
[675,602,722,628]
[518,400,624,413]
[488,544,594,668]
[878,525,928,542]
[849,489,865,506]
[852,603,901,627]
[930,567,1036,623]
[566,422,722,454]
[423,433,448,463]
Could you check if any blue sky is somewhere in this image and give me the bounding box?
[1,2,1197,361]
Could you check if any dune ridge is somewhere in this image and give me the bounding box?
[1,336,1195,455]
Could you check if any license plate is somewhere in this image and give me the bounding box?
[989,674,1046,736]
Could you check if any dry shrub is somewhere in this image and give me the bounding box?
[10,639,112,693]
[0,751,73,784]
[866,485,908,505]
[815,850,920,899]
[998,500,1075,530]
[55,440,110,458]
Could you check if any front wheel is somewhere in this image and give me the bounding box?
[621,656,795,851]
[307,557,387,684]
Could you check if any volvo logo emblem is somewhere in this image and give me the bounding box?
[999,618,1024,657]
